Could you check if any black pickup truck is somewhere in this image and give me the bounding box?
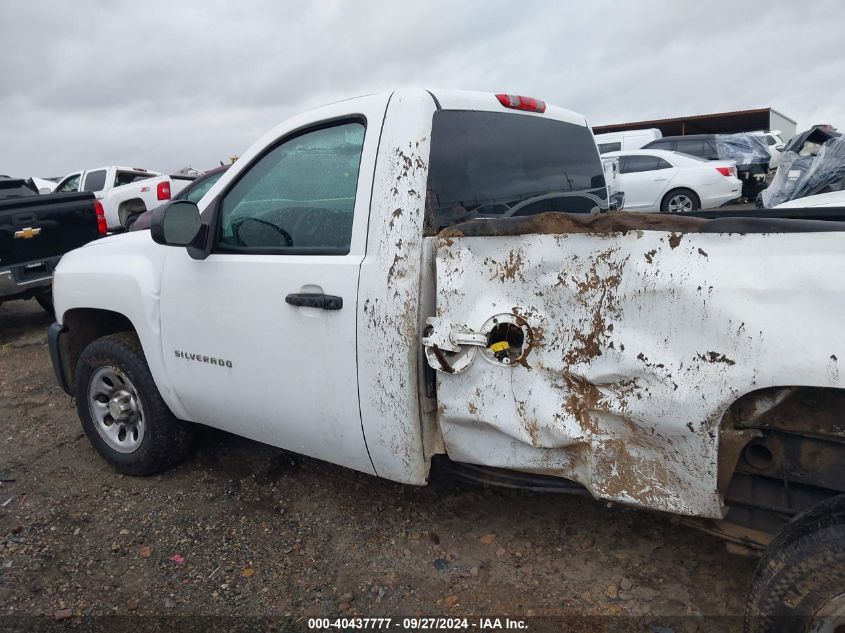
[0,177,104,313]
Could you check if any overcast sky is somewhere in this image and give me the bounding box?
[1,0,842,177]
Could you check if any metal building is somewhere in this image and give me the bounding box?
[593,107,797,141]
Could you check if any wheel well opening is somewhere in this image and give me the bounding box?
[118,198,147,225]
[663,187,700,206]
[62,309,135,388]
[717,386,845,539]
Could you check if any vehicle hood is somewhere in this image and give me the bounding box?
[82,230,151,248]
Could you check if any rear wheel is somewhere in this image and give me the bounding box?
[75,332,194,475]
[660,188,700,213]
[745,495,845,633]
[123,213,140,231]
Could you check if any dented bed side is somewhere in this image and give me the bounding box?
[426,214,845,518]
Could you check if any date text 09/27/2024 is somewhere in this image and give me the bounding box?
[307,617,528,630]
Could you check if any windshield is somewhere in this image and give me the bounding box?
[426,111,607,232]
[181,171,225,203]
[55,173,81,192]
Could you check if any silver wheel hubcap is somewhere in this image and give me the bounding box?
[668,194,693,213]
[87,367,145,454]
[810,593,845,633]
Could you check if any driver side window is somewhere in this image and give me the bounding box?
[216,121,365,255]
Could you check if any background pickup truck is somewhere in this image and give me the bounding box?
[128,165,231,232]
[0,178,104,312]
[47,89,845,630]
[53,165,193,231]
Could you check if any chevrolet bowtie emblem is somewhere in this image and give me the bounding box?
[14,227,41,239]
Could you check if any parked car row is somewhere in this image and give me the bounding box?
[0,163,224,312]
[52,165,194,231]
[641,134,771,199]
[604,149,740,212]
[597,127,777,206]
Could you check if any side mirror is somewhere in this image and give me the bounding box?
[150,200,201,247]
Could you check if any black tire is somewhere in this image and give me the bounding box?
[660,188,700,213]
[124,213,139,232]
[34,290,54,316]
[745,494,845,633]
[75,332,194,475]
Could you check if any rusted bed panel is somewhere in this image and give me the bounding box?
[426,215,845,518]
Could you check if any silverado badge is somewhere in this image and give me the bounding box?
[14,227,41,239]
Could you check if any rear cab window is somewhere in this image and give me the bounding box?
[426,111,607,232]
[115,171,155,188]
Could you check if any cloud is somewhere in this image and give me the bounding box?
[1,0,843,177]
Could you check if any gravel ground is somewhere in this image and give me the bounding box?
[0,298,757,631]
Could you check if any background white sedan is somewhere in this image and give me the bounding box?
[605,149,742,212]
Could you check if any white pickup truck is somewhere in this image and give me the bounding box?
[47,89,845,630]
[53,165,193,230]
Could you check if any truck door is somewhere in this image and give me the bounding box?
[159,97,388,476]
[80,169,108,195]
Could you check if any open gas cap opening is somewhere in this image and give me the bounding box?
[480,314,532,366]
[423,314,534,373]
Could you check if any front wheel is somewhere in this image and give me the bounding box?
[660,188,700,213]
[745,494,845,633]
[75,332,194,475]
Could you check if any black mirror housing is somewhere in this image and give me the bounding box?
[150,200,202,247]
